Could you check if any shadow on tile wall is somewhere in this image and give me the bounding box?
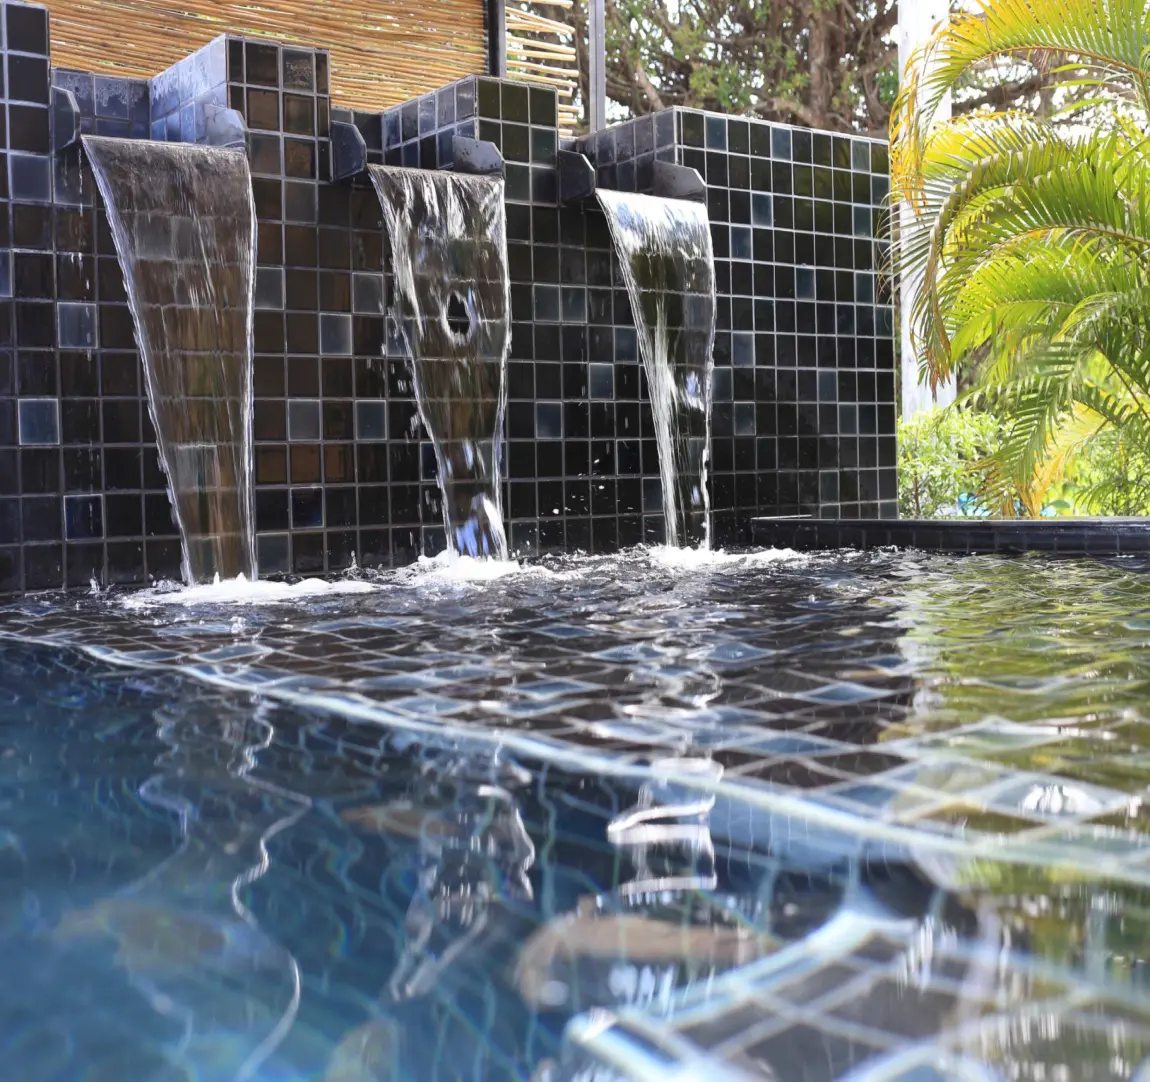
[0,0,896,596]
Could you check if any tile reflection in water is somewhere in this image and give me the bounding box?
[3,551,1150,1078]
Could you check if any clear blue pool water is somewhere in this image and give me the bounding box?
[3,548,1150,1081]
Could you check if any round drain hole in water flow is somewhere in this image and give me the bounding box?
[445,290,475,345]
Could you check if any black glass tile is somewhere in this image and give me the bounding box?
[7,4,49,55]
[529,85,556,127]
[282,48,315,91]
[246,42,280,87]
[9,54,48,106]
[64,494,102,540]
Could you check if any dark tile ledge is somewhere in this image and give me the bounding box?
[751,516,1150,556]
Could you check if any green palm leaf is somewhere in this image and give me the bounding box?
[890,0,1150,516]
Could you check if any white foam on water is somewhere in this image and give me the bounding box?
[111,547,803,610]
[405,552,552,585]
[649,546,804,570]
[118,574,378,610]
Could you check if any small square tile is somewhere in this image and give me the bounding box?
[771,127,792,160]
[287,399,320,442]
[21,495,60,542]
[732,333,754,367]
[533,285,559,323]
[18,398,58,445]
[731,226,752,260]
[246,41,280,87]
[751,192,773,227]
[704,115,727,150]
[283,181,317,223]
[476,78,501,118]
[258,533,290,574]
[355,399,387,441]
[536,402,562,439]
[502,81,529,124]
[9,53,48,105]
[7,4,49,56]
[588,363,614,399]
[320,312,352,355]
[10,154,51,202]
[64,494,103,540]
[290,486,324,529]
[529,85,556,127]
[57,303,97,349]
[255,266,284,310]
[561,287,586,323]
[734,403,756,436]
[352,272,384,314]
[282,48,315,91]
[642,477,663,513]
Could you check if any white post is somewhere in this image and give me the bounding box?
[899,0,955,418]
[588,0,606,132]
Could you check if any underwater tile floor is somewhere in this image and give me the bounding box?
[3,548,1150,1080]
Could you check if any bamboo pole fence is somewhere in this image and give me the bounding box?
[505,0,578,133]
[44,0,582,132]
[45,0,486,111]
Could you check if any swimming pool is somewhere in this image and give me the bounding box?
[3,547,1150,1081]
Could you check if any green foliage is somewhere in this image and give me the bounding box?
[1057,430,1150,516]
[899,404,1150,519]
[560,0,1085,136]
[891,0,1150,518]
[568,0,901,134]
[897,408,1003,519]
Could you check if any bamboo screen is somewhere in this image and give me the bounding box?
[44,0,487,111]
[506,0,578,134]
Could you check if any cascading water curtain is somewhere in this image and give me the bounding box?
[369,165,512,559]
[596,190,716,548]
[84,135,257,583]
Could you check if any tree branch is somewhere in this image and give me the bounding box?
[634,61,666,110]
[955,72,1051,114]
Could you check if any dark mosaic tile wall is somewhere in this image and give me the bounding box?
[577,111,898,527]
[751,516,1150,557]
[0,0,896,596]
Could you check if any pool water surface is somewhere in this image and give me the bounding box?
[3,547,1150,1081]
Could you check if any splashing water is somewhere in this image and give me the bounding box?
[118,574,378,610]
[596,191,716,548]
[369,166,511,560]
[84,136,257,584]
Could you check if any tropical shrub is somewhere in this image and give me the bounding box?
[898,408,1003,518]
[891,0,1150,516]
[899,406,1150,518]
[1056,429,1150,515]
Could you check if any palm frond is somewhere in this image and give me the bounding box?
[892,0,1150,190]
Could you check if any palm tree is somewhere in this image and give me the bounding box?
[891,0,1150,515]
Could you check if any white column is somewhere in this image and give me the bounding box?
[899,0,956,417]
[588,0,606,132]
